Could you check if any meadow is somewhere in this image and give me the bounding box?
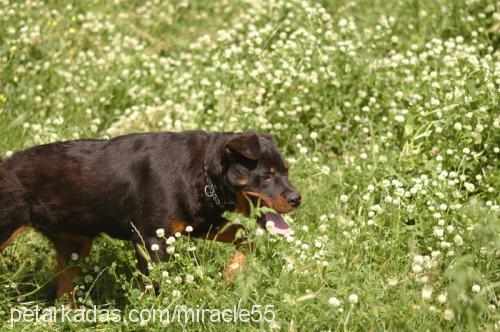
[0,0,499,330]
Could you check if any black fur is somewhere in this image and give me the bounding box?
[0,131,300,296]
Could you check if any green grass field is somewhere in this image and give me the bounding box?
[0,0,499,330]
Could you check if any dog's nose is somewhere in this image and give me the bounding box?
[287,192,301,208]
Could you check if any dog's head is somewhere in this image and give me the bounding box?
[207,132,301,236]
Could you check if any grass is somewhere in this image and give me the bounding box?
[0,0,499,330]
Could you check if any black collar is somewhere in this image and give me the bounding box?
[203,137,225,209]
[203,164,224,209]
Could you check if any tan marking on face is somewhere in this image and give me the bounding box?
[238,178,249,185]
[243,191,294,213]
[270,167,277,173]
[284,163,289,170]
[234,191,250,216]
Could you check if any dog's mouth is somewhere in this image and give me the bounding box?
[242,191,293,236]
[257,211,292,236]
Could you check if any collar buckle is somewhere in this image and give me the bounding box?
[204,184,215,197]
[203,159,225,209]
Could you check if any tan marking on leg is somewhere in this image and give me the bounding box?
[192,222,253,284]
[193,223,247,245]
[223,250,246,284]
[170,218,189,234]
[0,226,26,252]
[50,233,93,299]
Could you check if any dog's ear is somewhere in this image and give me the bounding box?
[259,133,276,144]
[225,134,261,160]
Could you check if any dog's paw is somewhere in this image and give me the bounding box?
[223,250,246,284]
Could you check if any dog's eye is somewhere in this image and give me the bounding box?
[260,173,273,181]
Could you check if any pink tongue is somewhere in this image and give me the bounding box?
[263,212,292,236]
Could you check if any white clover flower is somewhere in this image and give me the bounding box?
[172,290,181,298]
[166,246,175,254]
[412,264,423,273]
[321,165,330,174]
[70,253,79,261]
[340,195,348,202]
[175,232,182,238]
[453,234,464,245]
[413,255,424,265]
[471,284,481,293]
[162,271,169,278]
[310,132,318,139]
[328,297,341,307]
[185,225,193,233]
[431,251,441,258]
[464,182,475,192]
[387,278,398,287]
[156,228,165,237]
[299,147,308,154]
[395,115,405,123]
[443,308,454,321]
[437,293,447,304]
[421,287,433,300]
[255,228,265,236]
[453,122,462,130]
[348,294,359,304]
[186,274,194,284]
[433,228,444,237]
[150,244,160,251]
[166,236,176,245]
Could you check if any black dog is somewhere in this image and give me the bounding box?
[0,131,301,298]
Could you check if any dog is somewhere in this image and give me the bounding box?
[0,131,301,299]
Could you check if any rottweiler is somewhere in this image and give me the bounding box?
[0,131,301,299]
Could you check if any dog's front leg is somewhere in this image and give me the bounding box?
[193,222,254,283]
[132,234,171,293]
[46,232,93,301]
